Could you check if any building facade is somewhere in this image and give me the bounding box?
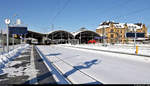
[96,21,148,44]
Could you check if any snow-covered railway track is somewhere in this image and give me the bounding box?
[35,46,72,84]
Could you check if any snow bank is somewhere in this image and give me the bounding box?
[0,44,29,73]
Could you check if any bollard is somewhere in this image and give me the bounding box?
[135,45,138,54]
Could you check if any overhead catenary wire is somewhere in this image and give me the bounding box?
[50,0,71,25]
[126,7,150,16]
[100,0,132,15]
[92,0,134,28]
[32,0,70,33]
[111,2,150,23]
[97,0,150,24]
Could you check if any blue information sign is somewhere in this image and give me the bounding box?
[126,32,145,38]
[9,26,28,35]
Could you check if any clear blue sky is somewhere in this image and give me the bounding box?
[0,0,150,33]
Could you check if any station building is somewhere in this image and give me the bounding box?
[25,29,100,45]
[96,21,148,44]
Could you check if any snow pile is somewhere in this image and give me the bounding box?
[2,61,25,77]
[0,44,29,72]
[2,60,39,78]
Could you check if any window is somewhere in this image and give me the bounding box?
[111,34,114,38]
[111,29,114,32]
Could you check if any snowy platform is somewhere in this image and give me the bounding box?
[0,45,56,84]
[62,43,150,57]
[0,45,33,84]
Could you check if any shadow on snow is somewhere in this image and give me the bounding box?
[45,53,61,57]
[63,59,100,78]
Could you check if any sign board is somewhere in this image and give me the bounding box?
[9,26,28,35]
[126,32,145,38]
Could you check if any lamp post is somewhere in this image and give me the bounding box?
[134,26,137,49]
[5,19,11,52]
[102,26,106,46]
[68,32,69,44]
[52,24,54,41]
[80,32,81,44]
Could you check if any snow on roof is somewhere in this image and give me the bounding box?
[72,30,83,36]
[73,29,100,36]
[126,23,142,30]
[47,30,74,37]
[47,30,66,34]
[96,22,142,30]
[114,23,125,28]
[96,25,110,29]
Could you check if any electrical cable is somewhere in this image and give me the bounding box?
[50,0,71,25]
